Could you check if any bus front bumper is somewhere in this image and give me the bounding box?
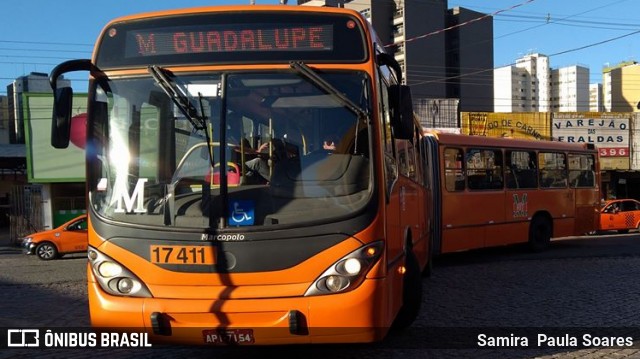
[88,276,390,345]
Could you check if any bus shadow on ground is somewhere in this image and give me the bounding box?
[433,232,640,268]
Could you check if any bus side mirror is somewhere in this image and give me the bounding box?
[49,59,93,148]
[51,87,73,148]
[389,84,414,140]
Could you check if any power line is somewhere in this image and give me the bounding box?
[387,0,537,47]
[493,0,635,40]
[0,39,92,47]
[549,30,640,57]
[409,25,640,88]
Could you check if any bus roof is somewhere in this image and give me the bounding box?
[94,5,372,69]
[424,131,598,153]
[106,4,364,24]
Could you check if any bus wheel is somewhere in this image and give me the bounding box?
[392,251,422,330]
[528,216,551,252]
[36,242,59,261]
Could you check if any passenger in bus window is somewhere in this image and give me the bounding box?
[244,138,295,183]
[245,141,274,183]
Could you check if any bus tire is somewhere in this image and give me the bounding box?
[528,215,551,252]
[392,251,422,330]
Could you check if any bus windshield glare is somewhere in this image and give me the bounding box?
[88,69,373,229]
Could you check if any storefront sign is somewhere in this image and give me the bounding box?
[552,113,630,158]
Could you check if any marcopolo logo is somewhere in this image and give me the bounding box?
[216,234,246,241]
[201,233,247,241]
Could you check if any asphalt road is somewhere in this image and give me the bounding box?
[2,233,640,358]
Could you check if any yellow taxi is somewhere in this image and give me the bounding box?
[598,199,640,234]
[21,214,88,260]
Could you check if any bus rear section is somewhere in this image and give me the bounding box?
[48,5,429,345]
[424,132,600,255]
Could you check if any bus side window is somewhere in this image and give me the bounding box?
[466,148,503,190]
[507,150,537,189]
[568,153,595,188]
[444,148,464,191]
[539,152,567,188]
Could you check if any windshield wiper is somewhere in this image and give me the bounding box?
[290,61,369,155]
[289,61,368,120]
[148,65,207,132]
[148,65,217,227]
[148,64,215,163]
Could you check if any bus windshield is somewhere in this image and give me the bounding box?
[89,69,373,230]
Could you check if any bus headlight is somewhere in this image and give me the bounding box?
[305,241,383,296]
[98,261,122,278]
[116,278,135,294]
[341,258,362,275]
[324,275,350,292]
[88,246,152,298]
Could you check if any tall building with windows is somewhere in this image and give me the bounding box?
[446,7,493,112]
[494,53,589,113]
[298,0,494,112]
[494,53,550,113]
[0,95,8,144]
[550,65,589,112]
[589,83,603,112]
[602,61,640,112]
[494,65,528,112]
[515,53,551,112]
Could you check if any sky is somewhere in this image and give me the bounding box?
[1,0,639,94]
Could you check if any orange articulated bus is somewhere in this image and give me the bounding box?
[48,5,431,345]
[422,132,600,255]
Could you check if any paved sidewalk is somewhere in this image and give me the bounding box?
[0,227,22,252]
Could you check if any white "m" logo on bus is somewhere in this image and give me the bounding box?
[512,193,528,218]
[114,178,148,213]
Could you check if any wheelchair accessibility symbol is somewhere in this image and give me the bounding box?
[228,200,255,226]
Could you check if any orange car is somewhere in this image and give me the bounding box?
[21,214,88,260]
[598,199,640,234]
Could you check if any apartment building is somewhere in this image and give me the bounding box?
[515,53,551,112]
[589,83,603,112]
[298,0,494,113]
[446,6,494,112]
[494,65,528,113]
[550,65,589,112]
[494,54,544,112]
[495,53,590,113]
[603,61,640,112]
[494,53,549,113]
[0,96,8,144]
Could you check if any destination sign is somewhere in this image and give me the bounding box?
[96,12,367,68]
[128,24,334,58]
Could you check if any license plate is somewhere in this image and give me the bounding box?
[202,329,255,344]
[150,245,215,265]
